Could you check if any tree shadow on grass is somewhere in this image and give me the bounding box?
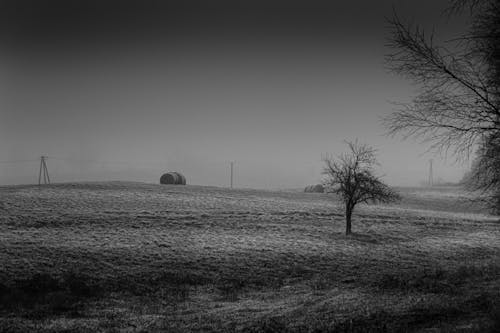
[327,231,381,244]
[334,230,406,244]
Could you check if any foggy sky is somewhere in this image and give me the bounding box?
[0,0,471,188]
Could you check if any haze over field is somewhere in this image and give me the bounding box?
[0,0,471,187]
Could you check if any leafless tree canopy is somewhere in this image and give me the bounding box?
[445,0,483,16]
[462,133,500,213]
[383,1,500,158]
[322,141,400,235]
[385,0,500,213]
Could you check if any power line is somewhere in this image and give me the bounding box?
[0,159,38,164]
[47,156,131,165]
[0,155,176,185]
[47,156,165,169]
[0,156,170,169]
[1,155,196,185]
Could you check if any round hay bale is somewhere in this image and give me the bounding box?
[160,172,177,185]
[161,172,178,184]
[311,184,324,193]
[304,184,324,193]
[172,172,186,185]
[160,172,186,185]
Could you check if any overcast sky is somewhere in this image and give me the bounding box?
[0,0,472,188]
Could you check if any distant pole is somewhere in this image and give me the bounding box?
[428,159,433,187]
[230,161,234,189]
[38,157,43,185]
[38,156,50,185]
[43,157,50,184]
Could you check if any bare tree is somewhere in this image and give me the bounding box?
[384,0,500,213]
[322,141,400,235]
[383,1,500,158]
[463,133,500,213]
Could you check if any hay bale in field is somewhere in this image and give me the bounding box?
[312,184,324,192]
[160,173,177,184]
[304,184,324,193]
[160,172,187,185]
[171,172,186,185]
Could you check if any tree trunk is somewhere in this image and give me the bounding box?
[345,205,353,235]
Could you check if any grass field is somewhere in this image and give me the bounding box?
[0,182,499,332]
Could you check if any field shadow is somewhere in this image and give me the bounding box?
[345,232,380,244]
[0,271,101,319]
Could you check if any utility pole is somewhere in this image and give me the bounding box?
[230,161,234,189]
[38,156,50,185]
[428,159,433,187]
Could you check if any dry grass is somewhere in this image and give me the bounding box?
[0,182,499,332]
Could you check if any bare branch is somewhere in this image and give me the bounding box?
[385,1,500,212]
[384,7,500,158]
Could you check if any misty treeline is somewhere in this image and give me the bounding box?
[384,0,500,213]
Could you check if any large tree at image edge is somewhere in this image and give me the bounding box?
[322,141,400,235]
[384,0,500,212]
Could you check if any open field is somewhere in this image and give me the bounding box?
[0,182,499,332]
